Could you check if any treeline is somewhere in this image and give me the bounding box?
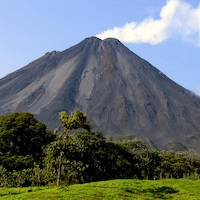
[0,111,200,187]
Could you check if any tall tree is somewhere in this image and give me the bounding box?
[56,110,93,186]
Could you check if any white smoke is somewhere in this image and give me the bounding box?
[96,0,200,46]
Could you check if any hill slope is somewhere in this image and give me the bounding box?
[0,37,200,150]
[1,179,200,199]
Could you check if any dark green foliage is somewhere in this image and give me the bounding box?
[0,112,55,171]
[70,131,107,182]
[1,110,200,188]
[0,112,54,156]
[0,163,55,187]
[159,151,191,179]
[0,165,10,187]
[137,150,161,179]
[44,131,139,185]
[71,132,138,181]
[1,154,34,171]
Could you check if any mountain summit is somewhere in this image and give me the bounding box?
[1,36,200,150]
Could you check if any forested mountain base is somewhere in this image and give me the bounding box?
[1,111,200,188]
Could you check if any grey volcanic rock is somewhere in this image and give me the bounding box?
[1,36,200,150]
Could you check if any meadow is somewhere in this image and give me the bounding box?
[1,179,200,200]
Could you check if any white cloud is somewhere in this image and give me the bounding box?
[96,0,200,46]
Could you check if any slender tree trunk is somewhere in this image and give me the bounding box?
[57,151,64,187]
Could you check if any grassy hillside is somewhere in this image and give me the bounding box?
[1,179,200,200]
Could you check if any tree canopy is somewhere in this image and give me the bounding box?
[0,112,55,170]
[1,110,200,187]
[59,110,93,134]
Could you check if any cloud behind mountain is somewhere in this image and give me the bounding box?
[97,0,200,46]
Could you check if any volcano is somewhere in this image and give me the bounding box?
[1,37,200,150]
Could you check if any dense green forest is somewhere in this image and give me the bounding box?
[1,111,200,188]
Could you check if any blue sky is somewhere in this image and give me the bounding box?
[0,0,200,95]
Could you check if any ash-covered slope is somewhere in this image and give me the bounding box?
[1,37,200,150]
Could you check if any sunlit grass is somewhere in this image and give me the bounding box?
[1,179,200,200]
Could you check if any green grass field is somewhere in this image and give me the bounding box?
[1,179,200,200]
